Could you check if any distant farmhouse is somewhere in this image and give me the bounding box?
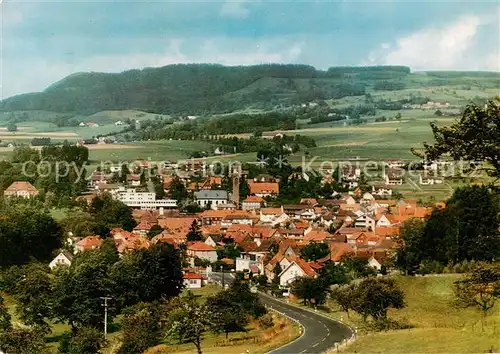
[4,181,39,198]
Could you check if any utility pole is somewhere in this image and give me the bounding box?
[221,266,225,288]
[100,297,112,339]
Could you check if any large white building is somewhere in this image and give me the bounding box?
[115,188,177,209]
[194,190,228,209]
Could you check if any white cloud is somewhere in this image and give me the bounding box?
[365,15,499,71]
[0,3,23,26]
[1,37,304,98]
[219,1,250,19]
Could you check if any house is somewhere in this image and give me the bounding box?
[194,190,228,209]
[3,181,39,198]
[126,174,141,186]
[386,159,406,169]
[79,122,86,127]
[303,229,332,242]
[371,183,393,197]
[204,234,225,247]
[340,166,361,188]
[384,168,404,185]
[354,214,376,231]
[75,236,102,252]
[187,242,218,264]
[278,257,318,287]
[260,207,285,224]
[49,251,74,269]
[242,195,265,211]
[317,242,354,264]
[419,173,443,185]
[133,222,154,236]
[183,273,206,289]
[247,181,279,198]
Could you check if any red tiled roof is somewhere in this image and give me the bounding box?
[183,273,205,280]
[4,181,39,194]
[126,174,141,181]
[261,207,283,215]
[187,242,216,251]
[248,181,279,195]
[304,229,331,242]
[243,195,265,203]
[77,236,102,250]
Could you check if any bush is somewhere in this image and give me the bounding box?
[371,318,413,332]
[417,260,445,275]
[259,313,274,329]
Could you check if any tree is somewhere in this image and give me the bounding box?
[0,295,11,333]
[118,304,161,354]
[434,109,443,116]
[109,243,183,309]
[341,278,405,322]
[319,262,349,286]
[226,279,266,318]
[7,123,17,132]
[169,177,188,202]
[0,206,63,267]
[395,112,402,120]
[147,225,164,239]
[290,277,328,306]
[89,193,136,231]
[167,294,211,354]
[300,242,329,261]
[394,219,427,275]
[414,99,500,178]
[453,263,500,316]
[206,291,248,339]
[331,285,356,315]
[51,249,117,332]
[186,220,203,242]
[342,255,377,279]
[0,325,47,354]
[62,326,105,354]
[14,264,53,333]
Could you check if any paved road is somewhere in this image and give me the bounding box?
[208,272,353,354]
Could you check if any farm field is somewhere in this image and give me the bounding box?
[87,140,216,163]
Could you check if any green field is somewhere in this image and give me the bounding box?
[338,275,500,353]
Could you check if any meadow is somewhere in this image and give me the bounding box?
[340,275,500,353]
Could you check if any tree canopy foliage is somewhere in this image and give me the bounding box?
[0,64,412,115]
[415,99,500,178]
[0,205,62,268]
[395,185,500,274]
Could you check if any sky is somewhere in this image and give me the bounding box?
[0,0,499,99]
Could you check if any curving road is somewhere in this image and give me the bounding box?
[260,292,353,354]
[208,272,353,353]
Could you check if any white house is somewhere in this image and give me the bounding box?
[183,273,205,289]
[187,242,218,265]
[194,190,228,210]
[115,189,177,209]
[278,259,317,287]
[49,251,74,269]
[242,195,265,211]
[354,214,376,231]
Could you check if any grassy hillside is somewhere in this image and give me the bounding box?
[0,64,461,115]
[341,275,500,353]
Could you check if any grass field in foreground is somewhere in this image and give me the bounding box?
[339,275,500,353]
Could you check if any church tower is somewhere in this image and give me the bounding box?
[231,170,240,208]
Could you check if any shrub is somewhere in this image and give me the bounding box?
[259,313,274,329]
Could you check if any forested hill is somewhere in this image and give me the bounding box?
[0,64,412,115]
